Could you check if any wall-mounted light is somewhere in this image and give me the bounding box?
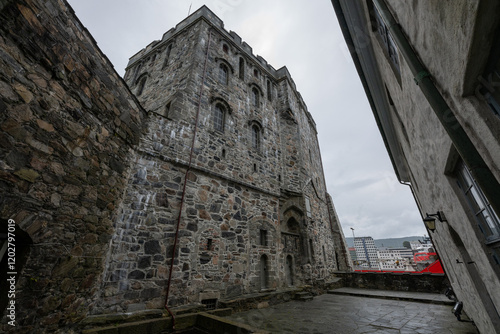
[423,211,447,232]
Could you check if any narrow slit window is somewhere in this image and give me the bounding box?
[252,87,259,107]
[162,44,172,68]
[267,80,272,101]
[239,57,245,80]
[260,229,267,246]
[251,124,260,150]
[137,76,147,96]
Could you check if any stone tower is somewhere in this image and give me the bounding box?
[95,6,349,313]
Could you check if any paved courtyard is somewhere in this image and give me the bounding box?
[226,291,478,334]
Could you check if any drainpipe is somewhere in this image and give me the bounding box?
[163,28,212,330]
[373,0,500,215]
[399,181,451,279]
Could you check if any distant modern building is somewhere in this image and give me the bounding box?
[410,240,433,252]
[377,247,413,271]
[333,0,500,332]
[348,247,357,265]
[353,237,378,268]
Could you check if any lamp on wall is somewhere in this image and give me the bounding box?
[423,211,447,232]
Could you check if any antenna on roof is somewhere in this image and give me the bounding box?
[188,3,192,16]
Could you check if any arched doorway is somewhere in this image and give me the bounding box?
[260,254,269,290]
[285,255,294,286]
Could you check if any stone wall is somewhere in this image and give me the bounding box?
[0,2,351,331]
[93,7,348,314]
[335,1,500,333]
[334,272,449,294]
[0,0,145,332]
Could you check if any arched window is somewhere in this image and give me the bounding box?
[137,76,147,96]
[213,104,225,132]
[251,124,260,150]
[222,44,229,54]
[219,63,228,85]
[251,87,259,107]
[239,57,245,80]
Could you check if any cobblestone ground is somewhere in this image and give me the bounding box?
[226,294,479,334]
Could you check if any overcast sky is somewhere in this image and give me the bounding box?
[67,0,427,240]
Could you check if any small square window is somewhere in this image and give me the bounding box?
[201,298,217,310]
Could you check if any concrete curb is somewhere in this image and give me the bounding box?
[327,288,455,306]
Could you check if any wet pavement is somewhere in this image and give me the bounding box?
[226,289,479,334]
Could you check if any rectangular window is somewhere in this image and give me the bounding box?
[259,229,267,246]
[201,298,217,310]
[371,1,401,80]
[456,160,500,242]
[213,105,225,132]
[477,56,500,117]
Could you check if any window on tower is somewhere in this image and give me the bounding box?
[213,104,225,132]
[136,76,147,96]
[252,87,259,107]
[239,57,245,80]
[219,63,228,85]
[251,124,261,151]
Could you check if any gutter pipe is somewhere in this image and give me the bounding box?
[163,28,212,330]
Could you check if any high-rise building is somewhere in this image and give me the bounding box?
[333,1,500,332]
[353,236,378,268]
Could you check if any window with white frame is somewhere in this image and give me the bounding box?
[456,159,500,242]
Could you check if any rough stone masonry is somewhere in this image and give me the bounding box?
[0,1,350,332]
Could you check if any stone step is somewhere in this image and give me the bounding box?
[298,295,314,302]
[294,291,311,297]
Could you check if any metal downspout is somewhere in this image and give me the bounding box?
[399,180,451,279]
[164,29,212,330]
[373,0,500,215]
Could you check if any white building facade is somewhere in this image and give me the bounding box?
[377,247,413,271]
[354,237,378,268]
